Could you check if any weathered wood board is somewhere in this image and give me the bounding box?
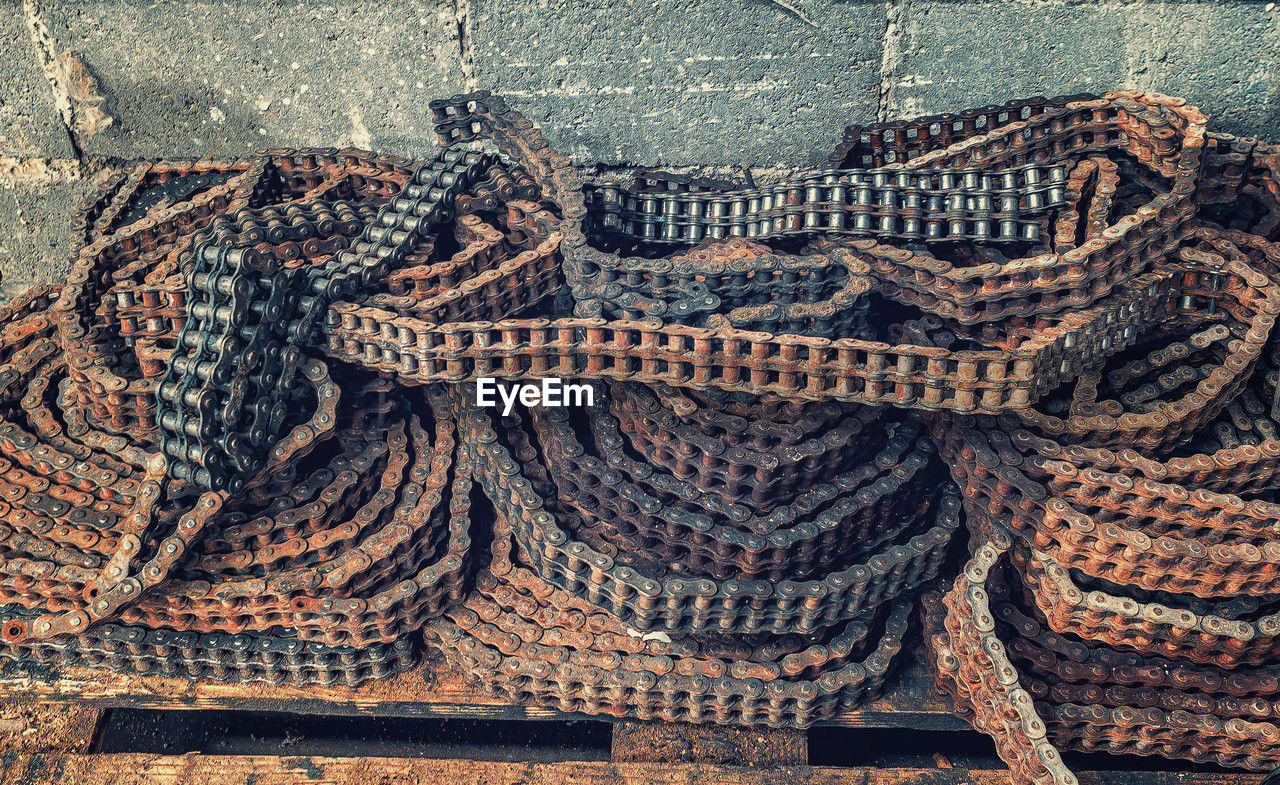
[0,753,1265,785]
[0,652,967,730]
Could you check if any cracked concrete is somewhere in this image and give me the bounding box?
[0,4,73,159]
[876,0,904,123]
[0,3,90,289]
[453,0,480,93]
[39,0,467,160]
[22,0,114,161]
[0,178,93,293]
[0,157,81,188]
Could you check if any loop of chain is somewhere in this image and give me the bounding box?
[587,163,1067,245]
[461,384,959,636]
[425,526,910,728]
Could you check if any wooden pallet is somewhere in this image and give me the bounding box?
[0,653,1264,784]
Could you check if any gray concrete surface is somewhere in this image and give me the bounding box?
[889,0,1280,140]
[45,0,467,160]
[0,6,73,158]
[0,0,1278,287]
[0,179,91,292]
[472,0,886,167]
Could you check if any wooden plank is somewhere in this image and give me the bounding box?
[611,721,807,766]
[0,655,549,722]
[0,652,969,731]
[0,752,1265,785]
[0,702,103,753]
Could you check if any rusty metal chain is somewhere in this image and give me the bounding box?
[540,385,939,582]
[568,237,874,332]
[2,85,1280,762]
[424,520,910,727]
[607,381,889,512]
[925,535,1280,781]
[929,211,1280,777]
[0,153,488,684]
[381,90,1227,419]
[567,92,1208,328]
[460,382,959,635]
[0,293,471,651]
[828,93,1099,169]
[0,610,415,687]
[322,248,1274,415]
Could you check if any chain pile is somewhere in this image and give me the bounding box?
[0,145,559,684]
[577,92,1205,328]
[925,135,1280,777]
[463,380,957,627]
[431,368,959,723]
[925,533,1280,780]
[0,86,1278,764]
[0,287,445,684]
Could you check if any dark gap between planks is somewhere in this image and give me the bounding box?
[95,708,1248,774]
[98,709,612,762]
[810,727,1246,774]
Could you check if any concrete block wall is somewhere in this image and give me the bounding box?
[1,0,1277,290]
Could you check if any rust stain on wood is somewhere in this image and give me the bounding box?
[612,721,808,766]
[0,702,102,754]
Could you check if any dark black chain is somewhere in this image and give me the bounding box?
[156,148,495,492]
[588,163,1068,245]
